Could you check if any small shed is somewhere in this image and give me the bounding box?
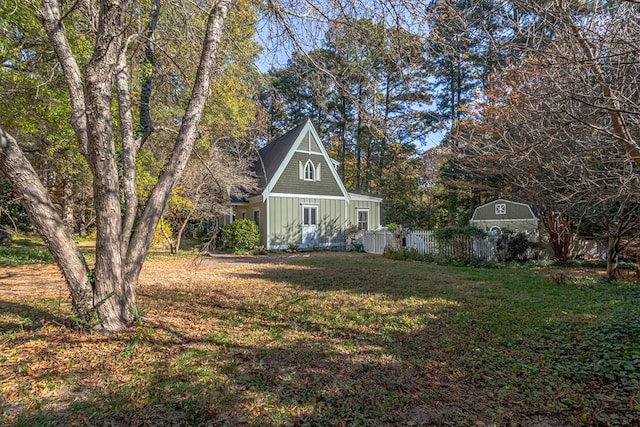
[469,198,539,237]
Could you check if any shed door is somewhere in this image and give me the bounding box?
[301,205,318,248]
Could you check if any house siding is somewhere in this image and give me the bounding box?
[471,219,538,233]
[268,196,348,249]
[348,199,381,230]
[272,152,343,196]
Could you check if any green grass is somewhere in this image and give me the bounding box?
[0,235,201,267]
[1,253,639,426]
[0,246,52,267]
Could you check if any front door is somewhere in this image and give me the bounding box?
[301,205,318,248]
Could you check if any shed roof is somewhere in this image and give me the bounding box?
[470,198,537,222]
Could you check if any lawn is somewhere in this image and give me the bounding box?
[1,252,639,426]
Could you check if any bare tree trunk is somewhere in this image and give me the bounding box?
[540,209,573,262]
[606,233,620,281]
[174,210,194,255]
[355,86,364,191]
[159,219,177,254]
[378,70,391,189]
[0,128,92,318]
[84,0,133,331]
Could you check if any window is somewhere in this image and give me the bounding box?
[357,209,369,230]
[253,209,260,227]
[241,210,246,220]
[495,203,506,215]
[303,206,317,226]
[304,159,315,181]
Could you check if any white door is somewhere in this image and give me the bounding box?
[301,205,318,248]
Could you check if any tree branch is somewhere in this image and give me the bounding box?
[559,0,640,165]
[37,0,91,163]
[125,0,238,283]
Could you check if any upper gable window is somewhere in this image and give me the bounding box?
[299,159,321,181]
[304,160,315,181]
[495,203,506,215]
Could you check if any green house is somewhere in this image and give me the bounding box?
[231,119,382,250]
[469,198,539,236]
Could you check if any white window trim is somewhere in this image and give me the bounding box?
[302,204,318,226]
[356,208,370,231]
[495,203,507,215]
[304,159,315,181]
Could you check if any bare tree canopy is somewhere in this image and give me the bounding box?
[458,0,640,272]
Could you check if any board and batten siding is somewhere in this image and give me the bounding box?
[271,152,343,196]
[268,195,348,249]
[237,201,266,247]
[295,129,322,153]
[348,199,381,230]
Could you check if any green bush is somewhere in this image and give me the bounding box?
[495,231,539,262]
[383,246,423,261]
[434,225,484,241]
[220,219,259,253]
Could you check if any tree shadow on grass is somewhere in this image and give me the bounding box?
[0,300,67,334]
[3,258,487,426]
[7,315,577,426]
[2,253,606,426]
[226,251,469,301]
[8,320,492,426]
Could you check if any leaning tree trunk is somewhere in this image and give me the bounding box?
[0,128,93,318]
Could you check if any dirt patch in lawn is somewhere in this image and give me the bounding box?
[0,264,66,298]
[0,252,341,298]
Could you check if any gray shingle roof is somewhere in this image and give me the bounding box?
[251,119,310,194]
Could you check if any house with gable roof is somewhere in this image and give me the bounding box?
[230,119,382,250]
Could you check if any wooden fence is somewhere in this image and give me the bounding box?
[363,229,496,259]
